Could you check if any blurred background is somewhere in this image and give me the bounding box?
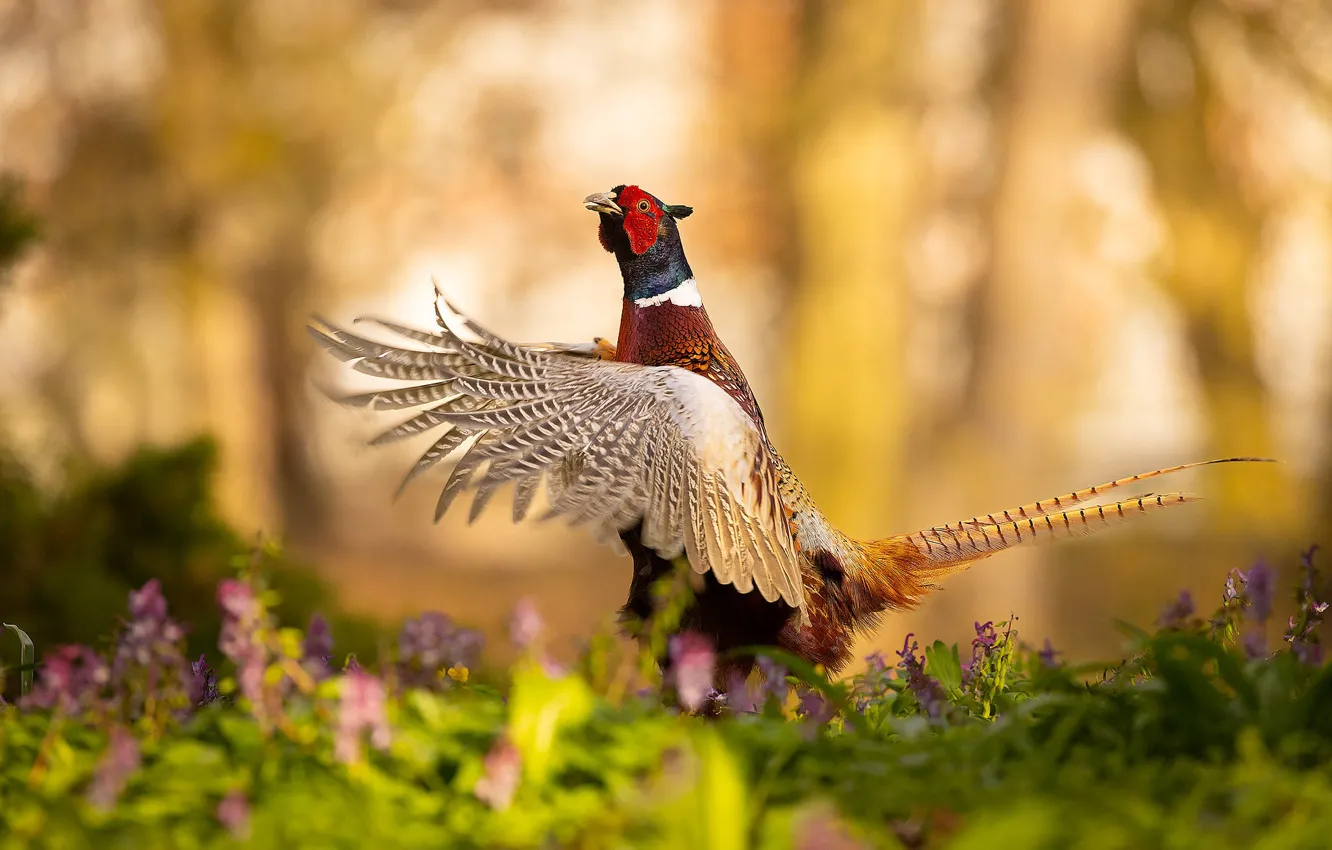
[0,0,1328,674]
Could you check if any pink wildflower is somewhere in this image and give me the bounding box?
[474,737,522,810]
[87,726,140,810]
[335,671,391,764]
[668,631,716,712]
[216,790,251,838]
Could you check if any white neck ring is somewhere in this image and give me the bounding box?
[633,279,702,308]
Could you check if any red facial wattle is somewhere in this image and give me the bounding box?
[622,209,659,255]
[614,186,662,255]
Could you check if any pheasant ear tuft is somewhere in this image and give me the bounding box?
[665,204,693,220]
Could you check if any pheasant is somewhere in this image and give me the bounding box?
[309,184,1270,683]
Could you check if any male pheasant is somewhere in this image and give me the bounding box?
[310,184,1269,681]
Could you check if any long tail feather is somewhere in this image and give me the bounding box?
[957,457,1273,526]
[882,457,1275,579]
[906,493,1196,577]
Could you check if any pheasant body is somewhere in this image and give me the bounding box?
[311,184,1272,685]
[613,295,767,430]
[597,186,940,675]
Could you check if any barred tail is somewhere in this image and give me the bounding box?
[884,457,1274,579]
[953,457,1271,526]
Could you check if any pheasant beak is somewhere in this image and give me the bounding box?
[583,191,623,217]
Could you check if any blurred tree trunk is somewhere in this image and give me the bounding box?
[154,0,344,540]
[780,0,919,538]
[706,0,801,304]
[700,0,802,441]
[1124,0,1296,538]
[963,0,1140,610]
[248,249,326,540]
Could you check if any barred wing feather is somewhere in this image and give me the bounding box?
[308,293,804,615]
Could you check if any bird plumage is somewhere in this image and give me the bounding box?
[308,293,805,618]
[311,185,1272,682]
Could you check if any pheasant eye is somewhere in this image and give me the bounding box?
[637,200,650,213]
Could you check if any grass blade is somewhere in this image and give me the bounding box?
[3,623,34,696]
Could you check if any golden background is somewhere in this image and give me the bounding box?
[1,0,1327,670]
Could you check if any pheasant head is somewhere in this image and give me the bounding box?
[584,185,696,305]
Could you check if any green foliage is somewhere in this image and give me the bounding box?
[2,624,34,696]
[2,550,1331,848]
[0,438,380,699]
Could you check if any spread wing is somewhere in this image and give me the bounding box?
[309,292,804,614]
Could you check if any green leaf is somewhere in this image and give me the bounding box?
[508,661,595,784]
[926,640,963,696]
[3,623,34,696]
[686,727,748,850]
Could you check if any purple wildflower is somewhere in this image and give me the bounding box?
[667,631,716,712]
[1243,630,1268,659]
[1156,590,1196,631]
[1224,563,1275,619]
[335,671,391,764]
[962,620,998,685]
[1244,562,1275,622]
[398,612,483,689]
[87,726,140,810]
[1285,545,1327,665]
[723,670,761,714]
[756,655,789,708]
[1224,570,1242,602]
[896,634,946,718]
[1226,562,1276,659]
[302,614,334,682]
[1222,563,1278,656]
[632,684,658,701]
[189,654,219,707]
[798,689,836,725]
[216,790,251,839]
[1305,544,1323,577]
[129,579,167,621]
[23,645,110,714]
[850,651,892,711]
[1037,638,1062,669]
[509,597,543,650]
[474,736,522,810]
[303,613,333,661]
[972,621,998,653]
[113,580,190,718]
[1291,634,1325,666]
